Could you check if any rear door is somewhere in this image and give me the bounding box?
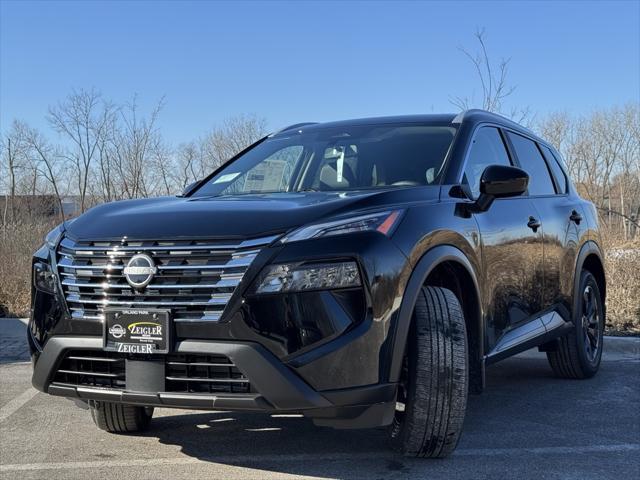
[505,132,585,318]
[462,126,545,350]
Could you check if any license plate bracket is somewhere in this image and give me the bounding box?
[104,309,170,354]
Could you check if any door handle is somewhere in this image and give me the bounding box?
[570,210,582,225]
[527,216,541,232]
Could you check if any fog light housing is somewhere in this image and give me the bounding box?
[33,262,56,293]
[252,261,361,294]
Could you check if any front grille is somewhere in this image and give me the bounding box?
[52,350,250,394]
[56,235,276,323]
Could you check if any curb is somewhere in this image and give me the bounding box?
[601,335,640,357]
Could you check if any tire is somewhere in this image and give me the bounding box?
[546,270,604,379]
[89,401,153,433]
[390,286,468,458]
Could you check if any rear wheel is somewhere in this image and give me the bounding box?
[390,286,468,458]
[546,270,604,379]
[89,401,153,433]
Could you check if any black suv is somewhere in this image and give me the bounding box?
[29,110,606,458]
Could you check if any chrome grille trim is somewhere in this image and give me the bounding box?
[165,376,248,384]
[172,314,221,322]
[65,295,232,306]
[57,235,275,323]
[57,256,257,270]
[58,259,124,270]
[61,278,242,289]
[66,355,120,362]
[57,369,120,378]
[70,310,104,321]
[157,257,255,269]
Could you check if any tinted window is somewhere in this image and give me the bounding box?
[506,132,555,196]
[463,127,512,199]
[539,144,567,194]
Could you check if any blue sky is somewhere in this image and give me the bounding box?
[1,0,638,144]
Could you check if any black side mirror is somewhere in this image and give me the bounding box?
[178,180,200,197]
[472,165,529,212]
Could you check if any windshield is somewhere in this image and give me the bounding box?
[192,124,457,197]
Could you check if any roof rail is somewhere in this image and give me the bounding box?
[451,109,537,136]
[451,111,466,124]
[451,109,491,124]
[271,122,318,136]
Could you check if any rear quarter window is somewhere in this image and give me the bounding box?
[539,144,568,194]
[506,131,556,196]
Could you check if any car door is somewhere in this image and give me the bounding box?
[505,133,585,319]
[462,126,545,350]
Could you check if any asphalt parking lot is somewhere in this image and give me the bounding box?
[1,318,638,480]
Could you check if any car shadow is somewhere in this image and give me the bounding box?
[145,352,578,478]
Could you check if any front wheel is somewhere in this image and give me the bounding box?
[546,270,604,379]
[89,401,153,433]
[390,286,468,458]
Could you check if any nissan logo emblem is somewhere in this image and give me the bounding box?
[124,254,157,289]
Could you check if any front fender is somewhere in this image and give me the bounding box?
[387,244,482,383]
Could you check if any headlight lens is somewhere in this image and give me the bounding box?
[252,261,361,294]
[281,210,404,243]
[33,262,56,293]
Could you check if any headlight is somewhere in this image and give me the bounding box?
[281,210,404,243]
[252,261,361,294]
[33,262,56,293]
[45,224,64,249]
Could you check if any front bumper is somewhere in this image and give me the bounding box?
[30,229,411,428]
[32,335,397,429]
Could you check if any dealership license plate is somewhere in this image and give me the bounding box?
[104,309,170,354]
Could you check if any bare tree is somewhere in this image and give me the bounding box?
[1,121,30,225]
[201,114,268,171]
[172,114,268,191]
[537,103,640,239]
[22,126,66,223]
[175,141,205,189]
[109,95,165,199]
[451,29,531,124]
[95,113,117,204]
[47,88,113,213]
[149,137,176,196]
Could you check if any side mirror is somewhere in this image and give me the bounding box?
[480,165,529,198]
[472,165,529,212]
[178,180,200,197]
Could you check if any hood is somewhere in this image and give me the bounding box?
[65,188,441,241]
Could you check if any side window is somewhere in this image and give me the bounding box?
[506,132,555,196]
[463,127,512,199]
[539,144,567,194]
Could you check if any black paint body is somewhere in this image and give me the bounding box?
[29,110,605,428]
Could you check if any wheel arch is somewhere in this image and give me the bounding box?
[575,241,606,312]
[388,245,485,393]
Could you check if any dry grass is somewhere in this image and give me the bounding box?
[602,230,640,334]
[0,217,57,317]
[605,252,640,333]
[0,215,638,334]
